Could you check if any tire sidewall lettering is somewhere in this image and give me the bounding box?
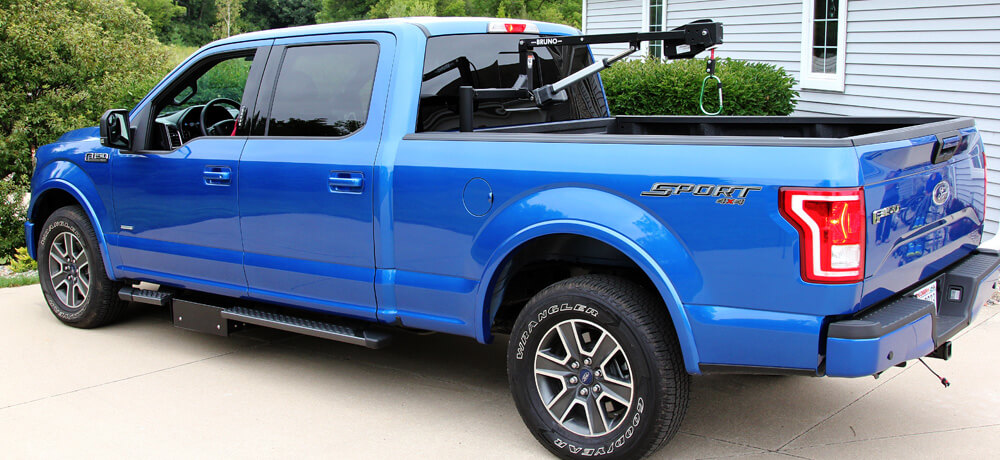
[511,297,648,457]
[39,215,91,319]
[551,397,646,457]
[515,303,598,360]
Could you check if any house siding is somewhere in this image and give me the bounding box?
[583,0,644,58]
[584,0,1000,236]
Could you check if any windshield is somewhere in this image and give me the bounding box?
[418,34,608,132]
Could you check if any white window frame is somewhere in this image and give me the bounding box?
[641,0,667,59]
[799,0,848,92]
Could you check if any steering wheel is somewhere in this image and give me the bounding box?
[200,98,240,136]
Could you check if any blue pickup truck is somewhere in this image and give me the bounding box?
[26,17,1000,458]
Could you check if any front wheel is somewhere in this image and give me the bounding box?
[38,206,126,328]
[507,275,689,459]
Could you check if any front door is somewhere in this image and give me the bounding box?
[238,34,393,319]
[113,42,270,298]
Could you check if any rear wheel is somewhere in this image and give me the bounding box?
[38,206,126,328]
[507,275,689,459]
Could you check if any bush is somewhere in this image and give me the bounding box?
[10,247,36,273]
[0,0,172,182]
[601,57,798,116]
[0,175,28,259]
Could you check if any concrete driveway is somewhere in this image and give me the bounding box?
[2,284,999,459]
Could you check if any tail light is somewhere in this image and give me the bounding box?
[780,187,866,284]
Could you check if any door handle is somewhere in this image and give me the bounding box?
[329,171,364,193]
[204,166,232,185]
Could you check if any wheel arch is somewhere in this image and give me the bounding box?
[30,177,116,280]
[473,187,704,373]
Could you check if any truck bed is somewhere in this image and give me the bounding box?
[428,116,975,148]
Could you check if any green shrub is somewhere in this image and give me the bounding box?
[10,247,36,273]
[0,0,172,182]
[0,175,28,259]
[601,57,798,116]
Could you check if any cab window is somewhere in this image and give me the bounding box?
[418,34,608,132]
[265,43,379,137]
[148,51,256,150]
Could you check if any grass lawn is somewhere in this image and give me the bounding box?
[0,272,39,289]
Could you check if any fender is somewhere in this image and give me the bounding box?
[29,162,117,280]
[473,186,705,374]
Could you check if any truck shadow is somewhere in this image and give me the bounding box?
[110,303,966,457]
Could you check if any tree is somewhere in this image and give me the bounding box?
[168,0,216,45]
[213,0,246,38]
[367,0,435,18]
[0,0,170,182]
[496,0,580,28]
[130,0,186,37]
[316,0,377,23]
[244,0,320,31]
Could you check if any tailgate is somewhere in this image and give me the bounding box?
[857,119,986,309]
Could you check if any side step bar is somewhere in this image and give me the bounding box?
[220,307,391,349]
[119,287,392,349]
[118,286,172,306]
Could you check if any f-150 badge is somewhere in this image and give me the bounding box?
[85,152,109,163]
[641,183,762,205]
[872,204,900,224]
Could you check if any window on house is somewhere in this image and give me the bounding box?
[648,0,664,59]
[800,0,847,91]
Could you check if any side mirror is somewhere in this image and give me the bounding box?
[100,109,132,151]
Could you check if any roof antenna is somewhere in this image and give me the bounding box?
[918,358,951,388]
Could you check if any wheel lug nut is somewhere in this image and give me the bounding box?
[593,385,602,393]
[569,376,579,384]
[584,358,592,366]
[579,388,589,396]
[595,370,602,378]
[570,361,580,369]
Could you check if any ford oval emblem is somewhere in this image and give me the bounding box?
[932,181,950,206]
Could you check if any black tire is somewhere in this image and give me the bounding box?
[507,275,689,459]
[38,205,126,328]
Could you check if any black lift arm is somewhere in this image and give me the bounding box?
[457,20,724,131]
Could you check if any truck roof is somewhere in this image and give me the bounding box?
[210,16,581,49]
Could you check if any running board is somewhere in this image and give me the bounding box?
[118,286,172,306]
[220,306,392,349]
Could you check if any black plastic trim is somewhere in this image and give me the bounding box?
[827,251,1000,345]
[118,286,172,306]
[699,364,818,376]
[405,131,855,147]
[220,306,392,349]
[406,116,973,148]
[828,297,935,340]
[849,118,974,146]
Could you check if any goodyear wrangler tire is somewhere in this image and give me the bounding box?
[507,275,689,459]
[38,206,126,328]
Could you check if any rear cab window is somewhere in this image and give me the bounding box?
[418,34,608,132]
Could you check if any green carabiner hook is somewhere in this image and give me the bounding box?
[700,49,723,115]
[700,74,722,115]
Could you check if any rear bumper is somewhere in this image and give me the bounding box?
[825,248,1000,377]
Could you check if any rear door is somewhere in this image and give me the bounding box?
[859,120,987,308]
[238,33,393,319]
